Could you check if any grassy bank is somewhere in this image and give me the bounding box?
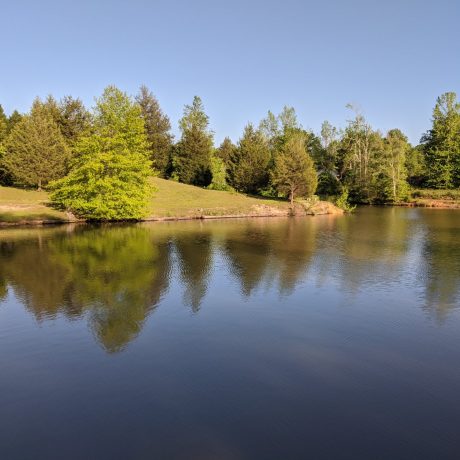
[0,178,341,225]
[407,189,460,208]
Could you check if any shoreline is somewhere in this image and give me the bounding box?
[3,200,460,228]
[0,202,343,228]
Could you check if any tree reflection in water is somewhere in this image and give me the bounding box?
[1,208,459,352]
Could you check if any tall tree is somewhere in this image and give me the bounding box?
[2,107,70,189]
[136,85,173,177]
[7,110,23,134]
[228,123,270,193]
[406,145,427,186]
[0,105,7,144]
[339,105,382,202]
[215,137,236,166]
[173,96,213,185]
[271,133,317,206]
[58,96,91,148]
[381,129,410,202]
[311,121,341,195]
[421,92,460,188]
[51,86,152,220]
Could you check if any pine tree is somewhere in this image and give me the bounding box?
[58,96,91,147]
[0,105,7,144]
[173,96,213,185]
[136,85,173,177]
[7,111,23,134]
[229,123,270,193]
[271,133,317,206]
[3,107,70,189]
[216,137,236,166]
[50,86,152,220]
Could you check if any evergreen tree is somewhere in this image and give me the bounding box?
[7,110,23,134]
[0,104,7,144]
[229,123,270,193]
[421,92,460,188]
[136,85,173,177]
[50,86,152,220]
[173,96,213,185]
[271,133,317,206]
[2,107,70,189]
[216,137,236,166]
[0,106,10,185]
[58,96,91,148]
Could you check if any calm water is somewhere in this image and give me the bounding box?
[1,207,460,459]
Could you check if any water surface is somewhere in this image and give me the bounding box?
[1,208,460,459]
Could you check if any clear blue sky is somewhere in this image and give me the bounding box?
[1,0,459,145]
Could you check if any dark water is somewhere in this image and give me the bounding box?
[1,207,460,459]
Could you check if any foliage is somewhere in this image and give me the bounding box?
[2,106,70,189]
[0,104,7,144]
[421,92,460,188]
[215,137,236,166]
[335,187,356,212]
[208,154,231,191]
[228,123,271,193]
[7,111,23,134]
[58,96,91,147]
[379,129,410,202]
[173,96,213,185]
[50,86,153,220]
[136,85,173,177]
[406,145,427,186]
[313,121,341,195]
[271,133,317,206]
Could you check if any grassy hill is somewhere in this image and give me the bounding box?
[0,177,339,225]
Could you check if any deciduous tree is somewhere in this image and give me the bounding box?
[51,86,152,220]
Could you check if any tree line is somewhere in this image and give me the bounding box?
[0,86,459,219]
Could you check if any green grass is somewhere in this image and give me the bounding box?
[149,177,290,218]
[410,188,460,201]
[0,186,68,223]
[0,177,340,224]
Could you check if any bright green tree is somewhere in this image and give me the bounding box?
[136,85,173,177]
[229,123,270,193]
[208,154,231,191]
[271,133,317,206]
[50,86,152,220]
[2,106,70,189]
[422,92,460,188]
[173,96,213,185]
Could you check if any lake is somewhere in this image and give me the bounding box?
[1,207,460,459]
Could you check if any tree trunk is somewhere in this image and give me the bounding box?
[37,179,42,191]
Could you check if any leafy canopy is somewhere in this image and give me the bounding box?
[50,86,153,220]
